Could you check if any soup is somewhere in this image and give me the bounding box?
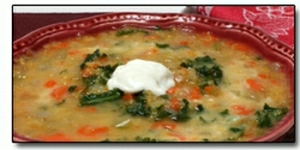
[13,26,292,142]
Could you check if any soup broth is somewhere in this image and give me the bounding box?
[13,26,292,142]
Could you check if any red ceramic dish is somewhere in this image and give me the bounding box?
[13,13,294,142]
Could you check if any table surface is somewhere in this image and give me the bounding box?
[13,12,295,142]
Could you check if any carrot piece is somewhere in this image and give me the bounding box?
[204,86,213,94]
[44,80,57,88]
[166,86,179,95]
[231,105,254,116]
[83,107,97,113]
[68,50,79,55]
[170,98,180,111]
[151,121,177,130]
[246,78,264,91]
[122,93,133,101]
[258,73,268,79]
[167,132,186,141]
[77,125,109,137]
[148,48,158,55]
[180,40,189,46]
[188,87,201,100]
[39,133,72,141]
[50,86,68,101]
[234,43,252,52]
[82,68,92,77]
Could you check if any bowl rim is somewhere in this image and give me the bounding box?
[13,12,295,142]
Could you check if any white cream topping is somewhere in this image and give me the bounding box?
[107,59,175,96]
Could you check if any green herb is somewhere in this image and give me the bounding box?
[256,103,288,128]
[196,104,204,113]
[203,138,209,142]
[80,49,107,69]
[229,126,245,137]
[220,109,229,117]
[98,63,119,84]
[126,91,151,117]
[199,116,207,123]
[68,85,77,93]
[116,29,135,36]
[171,99,190,122]
[79,88,124,106]
[135,136,157,142]
[59,69,67,74]
[212,42,222,51]
[56,99,66,106]
[155,43,170,48]
[155,105,172,121]
[159,94,169,100]
[180,56,223,91]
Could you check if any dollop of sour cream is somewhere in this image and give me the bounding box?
[107,59,175,96]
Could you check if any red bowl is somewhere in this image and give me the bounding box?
[13,12,294,142]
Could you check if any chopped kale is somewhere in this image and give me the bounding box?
[79,88,124,106]
[135,136,158,142]
[126,91,151,117]
[180,56,223,91]
[170,99,190,122]
[256,103,288,128]
[155,43,170,49]
[55,99,66,106]
[80,49,107,70]
[220,109,229,117]
[196,104,204,113]
[199,116,207,124]
[116,29,134,36]
[68,85,77,93]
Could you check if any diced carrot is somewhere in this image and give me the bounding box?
[204,86,213,94]
[167,132,186,141]
[258,73,268,79]
[122,93,133,101]
[148,48,158,55]
[57,42,68,49]
[234,43,252,53]
[77,125,109,137]
[50,42,69,50]
[44,80,57,88]
[246,78,264,91]
[151,121,177,130]
[50,86,68,101]
[39,133,72,142]
[82,68,92,77]
[83,107,97,113]
[231,105,255,116]
[167,86,180,95]
[188,86,201,100]
[170,98,180,111]
[68,50,79,55]
[180,40,189,46]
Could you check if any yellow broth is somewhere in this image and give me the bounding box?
[13,26,292,142]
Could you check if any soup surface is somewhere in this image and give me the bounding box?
[13,26,292,142]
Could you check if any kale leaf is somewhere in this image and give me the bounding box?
[126,91,151,117]
[79,88,124,106]
[256,103,288,128]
